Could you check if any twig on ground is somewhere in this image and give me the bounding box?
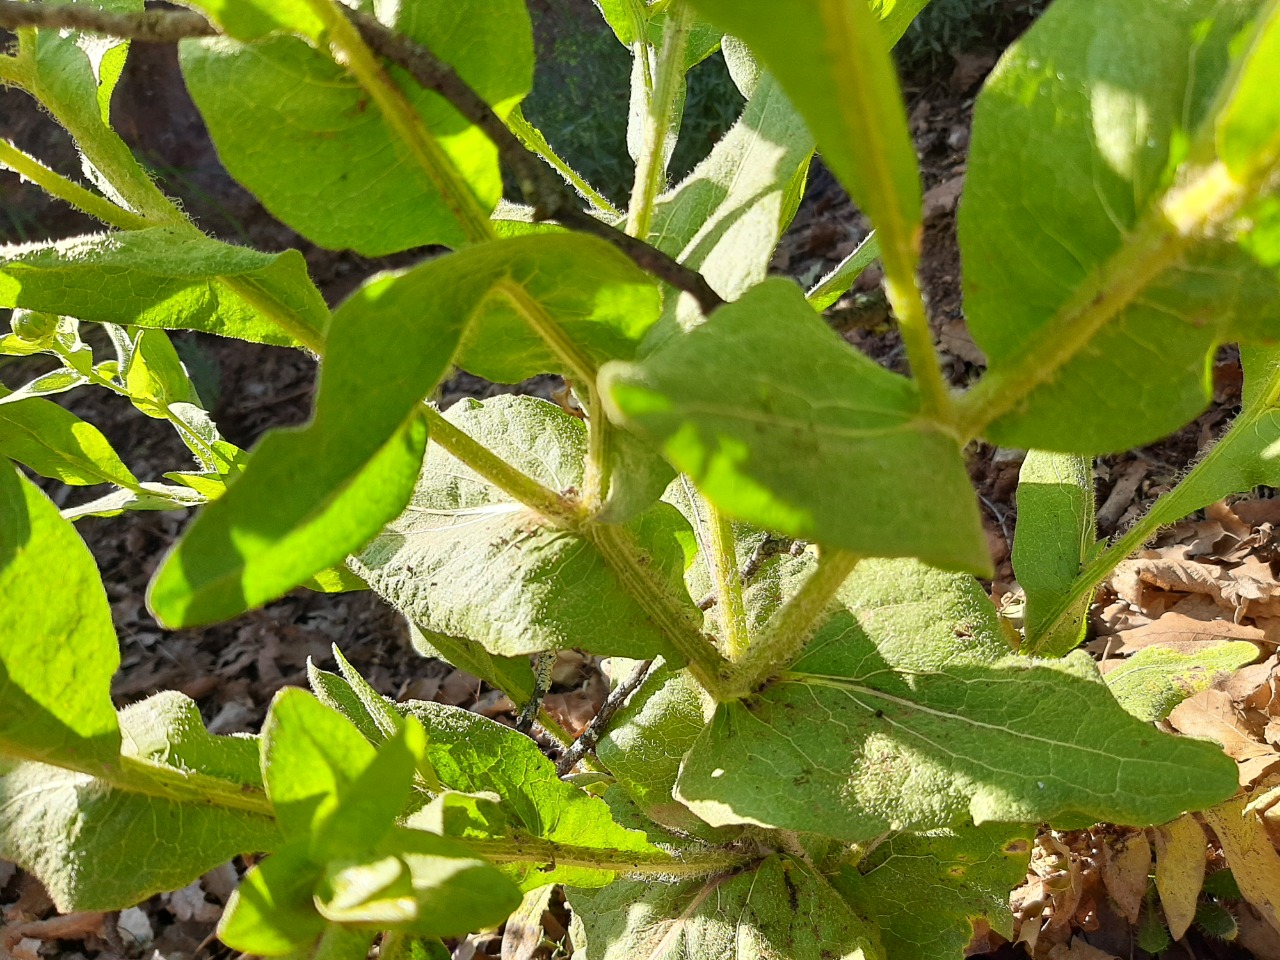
[556,659,657,775]
[0,1,726,316]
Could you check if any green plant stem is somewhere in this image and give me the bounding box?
[1027,357,1280,651]
[469,835,752,877]
[506,106,622,218]
[883,268,953,422]
[0,140,149,230]
[304,0,495,246]
[705,503,749,660]
[726,549,859,699]
[418,404,582,526]
[625,2,694,239]
[492,279,615,510]
[584,522,732,697]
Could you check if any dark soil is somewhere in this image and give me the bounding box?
[0,7,1262,960]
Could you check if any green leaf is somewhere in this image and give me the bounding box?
[594,661,718,836]
[125,328,202,418]
[806,233,883,312]
[603,279,989,573]
[149,413,429,626]
[219,843,327,955]
[687,0,921,293]
[262,687,412,851]
[1217,4,1280,180]
[1,693,280,912]
[641,68,813,334]
[1013,451,1098,656]
[1104,641,1260,722]
[30,0,142,124]
[402,699,662,888]
[960,0,1280,451]
[353,395,697,662]
[407,623,536,708]
[1124,347,1280,529]
[179,0,533,255]
[674,558,1238,840]
[0,464,120,765]
[177,0,327,42]
[0,367,89,405]
[869,0,935,47]
[0,229,329,347]
[832,823,1033,960]
[0,398,140,488]
[568,854,882,960]
[593,0,646,45]
[447,236,663,384]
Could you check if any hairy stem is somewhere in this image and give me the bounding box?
[625,2,693,239]
[0,140,149,231]
[584,522,732,698]
[469,834,752,877]
[726,548,859,699]
[418,405,582,526]
[303,0,495,245]
[706,504,750,660]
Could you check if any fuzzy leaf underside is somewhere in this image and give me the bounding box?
[1013,451,1097,655]
[0,229,329,347]
[833,823,1033,960]
[675,558,1237,840]
[0,693,279,912]
[569,853,881,960]
[962,0,1280,452]
[353,395,697,662]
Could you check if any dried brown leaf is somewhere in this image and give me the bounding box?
[1046,937,1120,960]
[1168,688,1272,765]
[1100,832,1149,924]
[1203,794,1280,934]
[1153,816,1206,941]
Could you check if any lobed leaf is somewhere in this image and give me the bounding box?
[179,0,533,255]
[960,0,1280,452]
[832,823,1033,960]
[353,395,697,662]
[603,279,988,573]
[674,559,1238,840]
[0,229,329,347]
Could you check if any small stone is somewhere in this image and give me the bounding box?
[117,907,154,946]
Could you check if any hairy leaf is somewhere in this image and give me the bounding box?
[568,854,881,960]
[833,823,1033,960]
[1014,451,1098,655]
[0,693,279,912]
[675,559,1237,840]
[0,229,329,347]
[1104,641,1259,721]
[402,700,662,888]
[353,395,697,662]
[177,0,326,42]
[603,279,988,572]
[0,465,120,764]
[179,0,532,254]
[595,661,717,836]
[0,398,140,489]
[961,0,1280,451]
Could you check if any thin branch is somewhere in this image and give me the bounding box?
[0,0,727,315]
[557,659,657,775]
[0,1,216,41]
[345,9,726,316]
